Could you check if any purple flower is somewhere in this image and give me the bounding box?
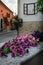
[10,45,16,52]
[15,43,20,46]
[16,49,20,54]
[32,30,40,38]
[31,43,38,47]
[16,47,24,56]
[26,42,30,48]
[21,43,25,48]
[13,38,18,43]
[0,48,7,57]
[11,52,16,57]
[4,42,10,48]
[25,48,29,53]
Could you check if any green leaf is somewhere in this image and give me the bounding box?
[3,48,11,54]
[37,0,43,13]
[16,53,19,56]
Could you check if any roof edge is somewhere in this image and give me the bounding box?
[0,0,13,13]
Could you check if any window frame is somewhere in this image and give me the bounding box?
[23,2,37,15]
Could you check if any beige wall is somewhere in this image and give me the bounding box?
[19,21,43,36]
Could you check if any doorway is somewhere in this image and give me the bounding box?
[0,18,3,31]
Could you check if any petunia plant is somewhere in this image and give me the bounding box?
[0,31,40,57]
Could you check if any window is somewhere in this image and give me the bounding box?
[23,2,37,15]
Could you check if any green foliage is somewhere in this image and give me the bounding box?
[13,15,23,36]
[37,0,43,13]
[14,15,23,27]
[3,48,10,54]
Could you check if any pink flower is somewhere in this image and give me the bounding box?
[36,38,39,42]
[21,36,24,40]
[17,36,21,40]
[26,34,28,36]
[29,39,31,42]
[25,34,28,38]
[21,39,24,42]
[29,35,33,38]
[32,37,35,40]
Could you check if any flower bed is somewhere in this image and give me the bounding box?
[0,31,40,57]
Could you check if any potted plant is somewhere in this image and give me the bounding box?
[13,15,23,36]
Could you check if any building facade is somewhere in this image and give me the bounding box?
[18,0,43,35]
[0,0,13,31]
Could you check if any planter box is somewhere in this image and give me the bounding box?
[0,42,43,65]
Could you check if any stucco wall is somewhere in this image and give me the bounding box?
[18,0,43,22]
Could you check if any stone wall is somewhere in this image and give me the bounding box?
[19,21,43,36]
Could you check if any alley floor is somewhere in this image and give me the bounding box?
[21,51,43,65]
[0,30,17,43]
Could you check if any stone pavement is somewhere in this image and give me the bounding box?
[0,30,17,43]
